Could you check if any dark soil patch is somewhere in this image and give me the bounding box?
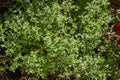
[109,0,120,17]
[0,0,13,15]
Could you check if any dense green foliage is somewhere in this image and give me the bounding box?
[0,0,120,79]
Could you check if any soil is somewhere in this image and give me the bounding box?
[0,0,120,80]
[109,0,120,17]
[0,0,13,14]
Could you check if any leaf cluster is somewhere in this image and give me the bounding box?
[1,0,120,80]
